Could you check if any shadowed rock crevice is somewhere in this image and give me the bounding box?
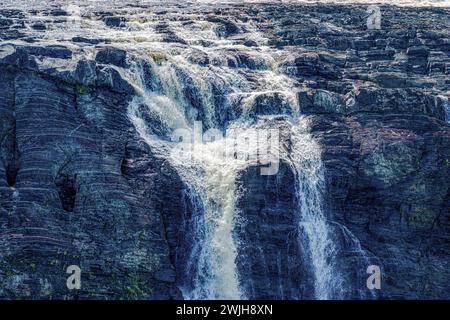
[6,164,18,187]
[52,146,79,213]
[55,172,77,212]
[4,120,19,187]
[0,67,20,188]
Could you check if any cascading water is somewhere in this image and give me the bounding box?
[122,15,345,299]
[30,1,367,299]
[289,123,344,300]
[130,86,343,300]
[126,63,247,299]
[444,103,450,123]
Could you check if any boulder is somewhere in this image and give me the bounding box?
[95,47,128,68]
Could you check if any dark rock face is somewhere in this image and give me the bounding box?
[205,16,240,38]
[311,114,450,299]
[0,51,180,300]
[235,161,314,300]
[0,2,449,300]
[95,48,128,68]
[20,45,72,59]
[103,16,126,28]
[249,93,294,117]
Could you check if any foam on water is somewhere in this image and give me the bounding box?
[3,0,450,9]
[115,5,350,299]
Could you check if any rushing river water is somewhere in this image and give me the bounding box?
[117,13,344,298]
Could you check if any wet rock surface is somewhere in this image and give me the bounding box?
[236,160,315,299]
[0,1,449,299]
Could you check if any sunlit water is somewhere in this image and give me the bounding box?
[122,28,339,298]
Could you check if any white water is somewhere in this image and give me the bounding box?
[4,0,450,10]
[125,58,243,299]
[444,103,450,123]
[123,46,337,298]
[114,7,343,298]
[129,70,341,299]
[289,121,343,299]
[131,122,245,299]
[126,59,252,299]
[129,102,273,299]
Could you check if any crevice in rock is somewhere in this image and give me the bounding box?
[5,120,19,187]
[2,74,20,187]
[120,144,129,177]
[6,163,18,187]
[55,172,77,212]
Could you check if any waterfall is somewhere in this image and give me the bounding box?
[444,103,450,123]
[125,48,342,301]
[332,222,378,299]
[288,121,343,300]
[130,103,265,298]
[130,80,342,300]
[109,5,346,299]
[130,95,281,299]
[126,61,249,298]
